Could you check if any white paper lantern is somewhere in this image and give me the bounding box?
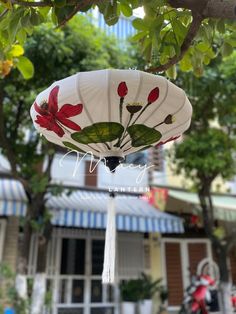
[31,69,192,171]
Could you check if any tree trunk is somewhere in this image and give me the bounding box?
[198,179,233,314]
[215,244,233,314]
[31,221,52,314]
[15,215,32,309]
[219,281,233,314]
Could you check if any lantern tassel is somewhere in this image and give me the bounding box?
[102,192,116,284]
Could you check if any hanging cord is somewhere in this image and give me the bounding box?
[102,191,116,284]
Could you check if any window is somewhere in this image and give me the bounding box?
[58,309,83,314]
[60,239,85,275]
[84,161,98,187]
[91,308,114,314]
[92,240,104,275]
[125,151,148,166]
[46,230,145,313]
[149,146,164,172]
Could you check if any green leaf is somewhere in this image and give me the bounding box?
[30,9,44,26]
[127,124,162,147]
[54,5,75,24]
[8,12,21,42]
[54,0,67,7]
[8,44,24,57]
[132,18,149,31]
[71,122,124,144]
[221,42,233,57]
[21,12,31,28]
[166,64,177,79]
[171,19,187,45]
[196,42,210,53]
[179,54,192,72]
[39,7,51,18]
[16,56,34,79]
[16,28,27,44]
[119,2,132,17]
[63,141,86,153]
[103,1,119,26]
[217,19,225,34]
[131,31,148,42]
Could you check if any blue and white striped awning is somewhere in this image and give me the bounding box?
[0,179,184,233]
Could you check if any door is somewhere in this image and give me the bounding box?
[163,239,210,308]
[165,242,184,306]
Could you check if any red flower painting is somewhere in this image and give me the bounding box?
[117,81,128,98]
[34,86,83,137]
[148,87,159,103]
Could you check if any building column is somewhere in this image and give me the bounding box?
[148,233,163,314]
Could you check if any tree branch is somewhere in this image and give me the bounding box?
[168,0,208,12]
[11,0,53,6]
[57,0,101,27]
[0,8,8,20]
[168,0,236,19]
[147,12,204,73]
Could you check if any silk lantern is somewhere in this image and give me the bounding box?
[30,69,192,283]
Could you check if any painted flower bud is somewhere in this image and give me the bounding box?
[126,103,142,114]
[117,82,128,97]
[164,114,175,124]
[148,87,159,103]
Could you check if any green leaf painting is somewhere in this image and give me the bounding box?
[62,141,86,153]
[127,124,161,147]
[71,122,124,144]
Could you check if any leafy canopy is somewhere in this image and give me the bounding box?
[1,0,236,79]
[170,57,236,186]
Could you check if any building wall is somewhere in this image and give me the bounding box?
[160,142,230,193]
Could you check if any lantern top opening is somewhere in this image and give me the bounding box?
[30,69,192,167]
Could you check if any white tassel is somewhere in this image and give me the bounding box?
[102,194,116,284]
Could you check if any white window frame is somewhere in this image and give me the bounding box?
[160,237,212,312]
[0,219,7,262]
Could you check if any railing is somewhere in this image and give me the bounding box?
[39,275,118,314]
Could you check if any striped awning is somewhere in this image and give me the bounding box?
[168,189,236,221]
[0,179,184,233]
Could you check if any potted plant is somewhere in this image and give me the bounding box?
[138,273,166,314]
[120,278,143,314]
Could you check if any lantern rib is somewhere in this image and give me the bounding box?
[76,74,108,153]
[106,69,113,150]
[107,69,112,124]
